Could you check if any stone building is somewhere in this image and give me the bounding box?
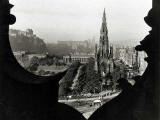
[9,29,35,37]
[60,39,96,64]
[63,54,95,64]
[95,9,114,88]
[94,9,143,90]
[96,9,113,75]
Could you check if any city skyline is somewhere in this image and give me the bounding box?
[10,0,151,44]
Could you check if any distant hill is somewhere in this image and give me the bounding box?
[9,29,47,54]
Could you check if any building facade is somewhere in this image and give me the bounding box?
[63,54,95,64]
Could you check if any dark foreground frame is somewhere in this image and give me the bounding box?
[0,0,160,120]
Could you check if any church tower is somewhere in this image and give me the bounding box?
[99,9,109,59]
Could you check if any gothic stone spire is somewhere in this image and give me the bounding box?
[99,8,109,59]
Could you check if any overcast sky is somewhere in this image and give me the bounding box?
[10,0,151,44]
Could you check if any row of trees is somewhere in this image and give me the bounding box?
[73,58,101,94]
[26,55,66,73]
[58,57,131,98]
[59,61,81,97]
[59,58,101,98]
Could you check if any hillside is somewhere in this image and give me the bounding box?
[9,29,47,54]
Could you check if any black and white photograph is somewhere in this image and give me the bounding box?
[0,0,160,120]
